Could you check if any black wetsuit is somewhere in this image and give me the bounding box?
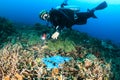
[48,8,94,32]
[46,1,107,33]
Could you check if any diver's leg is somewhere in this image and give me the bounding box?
[74,12,88,25]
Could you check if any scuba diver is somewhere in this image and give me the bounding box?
[39,1,107,39]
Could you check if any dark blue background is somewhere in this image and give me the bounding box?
[0,0,120,45]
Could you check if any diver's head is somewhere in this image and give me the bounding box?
[39,10,50,20]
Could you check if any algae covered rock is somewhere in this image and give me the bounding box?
[27,33,41,46]
[47,39,76,52]
[0,17,16,43]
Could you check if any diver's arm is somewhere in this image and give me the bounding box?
[51,25,63,39]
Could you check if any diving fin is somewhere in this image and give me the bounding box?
[88,1,107,18]
[94,1,107,10]
[87,9,97,18]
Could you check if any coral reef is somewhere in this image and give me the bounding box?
[0,17,16,46]
[0,42,113,80]
[0,17,120,80]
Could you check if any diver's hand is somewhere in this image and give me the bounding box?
[51,31,60,39]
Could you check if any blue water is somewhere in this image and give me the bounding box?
[0,0,120,45]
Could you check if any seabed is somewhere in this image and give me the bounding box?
[0,17,120,80]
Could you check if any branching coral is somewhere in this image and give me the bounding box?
[0,43,22,79]
[0,41,115,80]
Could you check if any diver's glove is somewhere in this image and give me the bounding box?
[51,31,60,39]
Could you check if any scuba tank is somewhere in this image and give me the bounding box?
[56,5,80,12]
[56,0,80,12]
